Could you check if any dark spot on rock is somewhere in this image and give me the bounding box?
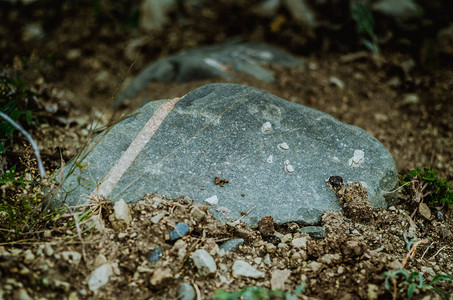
[298,226,325,239]
[214,176,229,187]
[328,176,344,191]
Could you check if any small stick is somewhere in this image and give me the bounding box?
[71,211,87,263]
[227,206,256,227]
[430,246,448,261]
[402,238,429,268]
[193,282,202,300]
[420,242,434,260]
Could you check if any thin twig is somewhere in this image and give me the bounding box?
[393,237,428,300]
[71,211,87,263]
[382,181,413,195]
[0,228,47,235]
[430,246,448,261]
[111,45,142,110]
[393,280,397,300]
[214,237,231,243]
[402,238,429,268]
[227,206,256,227]
[193,282,202,300]
[420,242,434,260]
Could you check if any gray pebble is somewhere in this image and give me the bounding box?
[169,223,190,241]
[178,283,195,300]
[147,247,163,263]
[219,239,244,253]
[13,288,32,300]
[437,210,444,221]
[298,226,325,239]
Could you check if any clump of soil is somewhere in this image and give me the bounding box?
[330,180,375,224]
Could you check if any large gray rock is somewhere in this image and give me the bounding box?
[114,41,302,107]
[54,83,398,226]
[372,0,422,21]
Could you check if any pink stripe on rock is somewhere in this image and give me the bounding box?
[91,97,181,199]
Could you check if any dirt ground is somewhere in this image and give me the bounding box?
[1,1,453,299]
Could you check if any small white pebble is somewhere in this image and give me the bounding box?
[401,93,419,105]
[261,122,272,134]
[151,212,165,224]
[44,243,54,256]
[278,142,289,150]
[284,161,295,173]
[118,232,128,239]
[23,250,35,264]
[329,76,345,89]
[205,195,219,206]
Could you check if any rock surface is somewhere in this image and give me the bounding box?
[114,41,302,107]
[297,226,325,239]
[55,83,398,226]
[371,0,421,21]
[219,238,244,253]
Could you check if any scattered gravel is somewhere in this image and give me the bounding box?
[0,194,452,299]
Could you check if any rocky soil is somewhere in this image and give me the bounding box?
[1,53,453,300]
[1,188,453,299]
[1,1,453,299]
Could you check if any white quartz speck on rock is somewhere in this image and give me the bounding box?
[348,150,365,168]
[204,195,219,205]
[261,121,272,134]
[278,142,289,150]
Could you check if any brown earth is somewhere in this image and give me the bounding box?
[1,1,453,299]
